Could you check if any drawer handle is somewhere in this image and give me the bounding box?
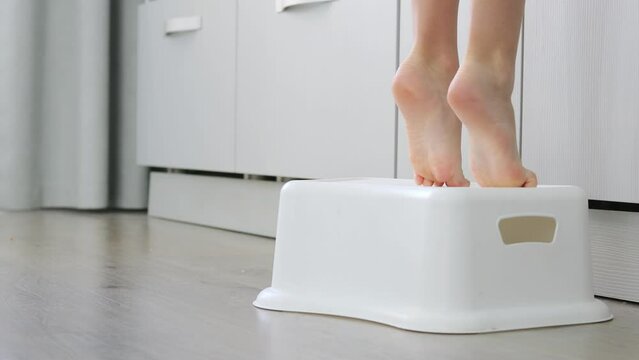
[165,16,203,35]
[276,0,336,13]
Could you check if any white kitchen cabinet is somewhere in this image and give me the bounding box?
[236,0,398,179]
[521,1,639,203]
[521,0,639,303]
[396,0,522,181]
[137,0,236,172]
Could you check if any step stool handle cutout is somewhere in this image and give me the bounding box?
[498,216,557,245]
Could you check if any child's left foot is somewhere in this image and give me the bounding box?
[393,54,470,187]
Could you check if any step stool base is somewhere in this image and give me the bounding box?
[254,288,612,333]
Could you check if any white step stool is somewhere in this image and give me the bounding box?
[254,178,612,333]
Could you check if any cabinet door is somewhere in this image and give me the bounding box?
[236,0,397,179]
[396,0,523,181]
[137,0,236,172]
[521,1,639,202]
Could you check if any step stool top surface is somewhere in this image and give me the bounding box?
[286,178,583,199]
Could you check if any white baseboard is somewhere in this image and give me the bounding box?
[590,209,639,302]
[148,172,283,237]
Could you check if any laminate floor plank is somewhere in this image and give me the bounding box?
[0,211,636,360]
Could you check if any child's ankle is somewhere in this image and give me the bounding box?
[459,60,515,99]
[408,48,459,79]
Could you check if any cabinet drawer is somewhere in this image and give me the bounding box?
[236,0,398,179]
[137,0,236,172]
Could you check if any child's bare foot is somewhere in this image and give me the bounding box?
[393,55,469,187]
[447,61,537,187]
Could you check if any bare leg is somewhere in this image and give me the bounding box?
[448,0,537,187]
[393,0,469,187]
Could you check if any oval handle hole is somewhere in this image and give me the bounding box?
[498,216,557,245]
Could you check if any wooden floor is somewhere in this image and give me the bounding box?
[0,211,637,360]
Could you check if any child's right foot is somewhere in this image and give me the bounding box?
[447,61,537,187]
[393,54,469,187]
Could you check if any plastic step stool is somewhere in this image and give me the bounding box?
[254,178,612,333]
